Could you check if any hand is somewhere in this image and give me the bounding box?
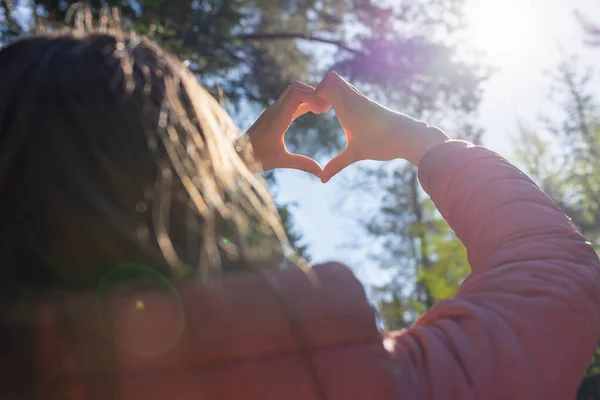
[245,81,328,178]
[314,72,450,182]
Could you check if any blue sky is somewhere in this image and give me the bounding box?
[270,0,600,288]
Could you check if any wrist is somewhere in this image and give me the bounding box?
[411,126,451,167]
[387,113,451,166]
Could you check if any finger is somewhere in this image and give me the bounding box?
[291,103,312,120]
[291,80,330,114]
[310,95,331,114]
[291,80,316,92]
[321,148,357,183]
[274,81,315,109]
[282,81,331,117]
[273,85,292,106]
[280,153,323,178]
[280,84,316,118]
[315,71,345,103]
[315,71,360,113]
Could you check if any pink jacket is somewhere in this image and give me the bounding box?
[23,141,600,399]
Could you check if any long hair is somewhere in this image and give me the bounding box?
[0,10,298,397]
[0,15,292,289]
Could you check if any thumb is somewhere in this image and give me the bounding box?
[281,153,324,178]
[321,148,357,183]
[315,71,358,114]
[315,71,346,110]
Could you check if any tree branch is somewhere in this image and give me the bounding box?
[234,32,364,56]
[1,0,23,37]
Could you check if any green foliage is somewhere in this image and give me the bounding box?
[343,0,485,331]
[1,0,485,277]
[1,0,318,106]
[417,203,469,301]
[357,161,473,330]
[1,0,347,263]
[578,346,600,400]
[516,59,600,245]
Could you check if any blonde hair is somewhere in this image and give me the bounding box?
[0,5,295,288]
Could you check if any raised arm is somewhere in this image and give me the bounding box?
[385,141,600,399]
[313,72,600,399]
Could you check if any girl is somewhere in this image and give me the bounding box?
[0,26,598,400]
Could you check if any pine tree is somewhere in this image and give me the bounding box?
[2,0,488,262]
[514,58,600,400]
[328,0,487,329]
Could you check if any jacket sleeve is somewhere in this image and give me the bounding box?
[387,140,600,400]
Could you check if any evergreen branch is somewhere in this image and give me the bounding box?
[234,32,364,56]
[1,0,23,37]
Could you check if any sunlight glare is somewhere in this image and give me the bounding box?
[464,0,539,67]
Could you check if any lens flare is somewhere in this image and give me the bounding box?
[96,264,185,357]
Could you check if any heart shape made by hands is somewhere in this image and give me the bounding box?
[246,72,424,184]
[245,80,332,180]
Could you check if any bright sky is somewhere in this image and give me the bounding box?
[273,0,600,287]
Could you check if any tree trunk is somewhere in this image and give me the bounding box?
[410,169,434,309]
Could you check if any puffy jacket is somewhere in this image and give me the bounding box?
[15,141,600,399]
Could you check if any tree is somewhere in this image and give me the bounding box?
[330,0,486,329]
[516,59,600,247]
[2,0,490,262]
[361,169,473,329]
[514,58,600,400]
[2,0,494,265]
[0,0,348,258]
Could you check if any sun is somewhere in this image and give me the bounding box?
[463,0,539,67]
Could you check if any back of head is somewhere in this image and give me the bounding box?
[0,25,289,290]
[0,20,295,395]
